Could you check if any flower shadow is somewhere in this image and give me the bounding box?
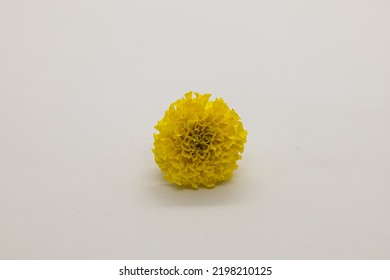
[147,169,247,207]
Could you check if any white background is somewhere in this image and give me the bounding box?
[1,261,390,280]
[1,0,389,259]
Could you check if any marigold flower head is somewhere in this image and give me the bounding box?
[153,92,247,189]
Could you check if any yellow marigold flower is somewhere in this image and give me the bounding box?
[153,92,247,189]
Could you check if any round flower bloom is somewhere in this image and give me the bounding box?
[153,92,247,189]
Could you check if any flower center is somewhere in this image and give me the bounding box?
[181,122,215,159]
[195,142,207,150]
[190,126,213,150]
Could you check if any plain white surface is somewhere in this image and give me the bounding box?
[1,0,389,259]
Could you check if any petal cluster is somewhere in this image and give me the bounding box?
[153,92,247,189]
